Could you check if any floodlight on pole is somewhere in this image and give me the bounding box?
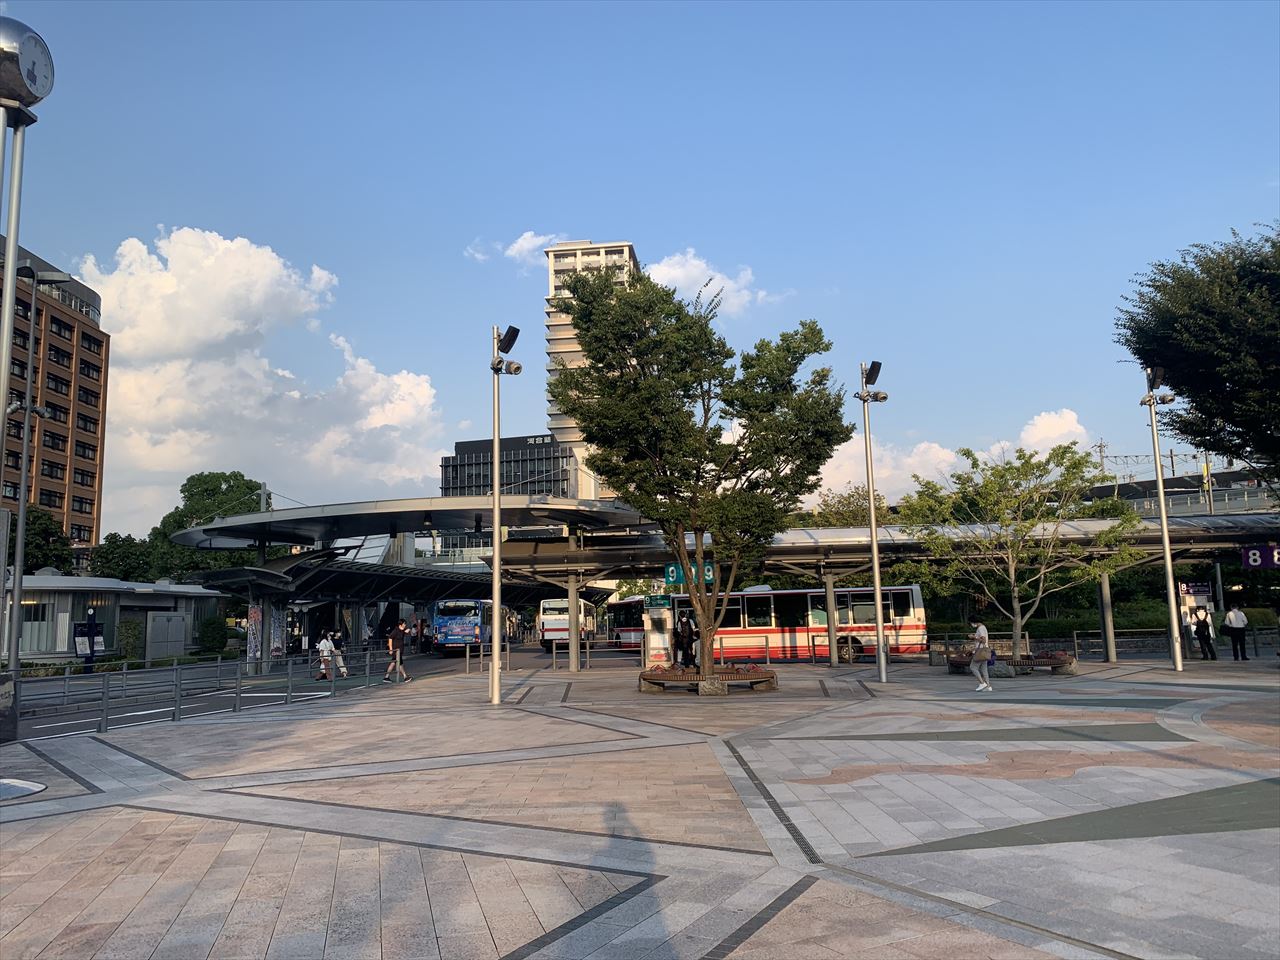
[855,361,889,684]
[489,325,521,705]
[1141,367,1183,672]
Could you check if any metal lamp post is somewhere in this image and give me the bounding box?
[855,361,889,684]
[489,325,521,705]
[1141,367,1183,672]
[6,262,71,669]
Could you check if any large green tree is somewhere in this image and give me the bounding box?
[88,532,154,582]
[7,508,73,574]
[1115,224,1280,484]
[145,471,272,580]
[548,269,852,677]
[898,443,1140,658]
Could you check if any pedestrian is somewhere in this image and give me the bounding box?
[330,630,348,677]
[383,619,412,683]
[967,615,993,692]
[1223,603,1249,661]
[1193,607,1217,661]
[673,611,698,669]
[316,631,335,680]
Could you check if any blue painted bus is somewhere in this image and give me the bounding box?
[431,599,514,654]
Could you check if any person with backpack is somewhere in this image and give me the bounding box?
[383,619,412,683]
[967,615,994,691]
[1192,607,1217,661]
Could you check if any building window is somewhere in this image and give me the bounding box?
[46,403,69,424]
[73,467,95,487]
[80,332,103,356]
[76,413,98,435]
[10,358,25,379]
[43,431,68,452]
[46,374,70,396]
[79,359,101,381]
[2,481,16,500]
[12,328,28,349]
[6,420,23,440]
[47,345,72,368]
[72,496,94,515]
[77,386,99,407]
[49,317,74,340]
[41,460,66,480]
[75,440,97,461]
[69,523,92,542]
[3,450,19,470]
[39,489,64,509]
[8,389,22,407]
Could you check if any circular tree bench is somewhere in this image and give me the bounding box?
[638,666,778,694]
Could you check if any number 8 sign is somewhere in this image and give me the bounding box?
[1241,545,1280,569]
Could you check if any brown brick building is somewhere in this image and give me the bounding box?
[1,243,107,546]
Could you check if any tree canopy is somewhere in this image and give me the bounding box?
[144,471,272,580]
[790,483,887,529]
[547,269,852,671]
[897,443,1140,657]
[1115,224,1280,484]
[88,532,154,582]
[8,508,73,575]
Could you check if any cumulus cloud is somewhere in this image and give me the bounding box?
[463,238,491,262]
[647,248,783,316]
[814,409,1091,507]
[86,228,448,536]
[504,230,566,266]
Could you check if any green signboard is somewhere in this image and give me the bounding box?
[644,594,671,608]
[664,561,714,586]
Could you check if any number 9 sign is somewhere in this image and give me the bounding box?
[1241,545,1280,570]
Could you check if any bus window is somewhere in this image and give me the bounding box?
[892,590,912,618]
[720,600,742,628]
[853,596,893,624]
[837,594,853,626]
[774,593,808,628]
[745,596,772,628]
[809,594,828,627]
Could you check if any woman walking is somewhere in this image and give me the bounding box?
[968,615,993,692]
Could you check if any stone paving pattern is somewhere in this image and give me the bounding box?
[2,656,1278,959]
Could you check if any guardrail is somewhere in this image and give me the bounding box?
[1072,625,1277,659]
[464,642,512,674]
[1,650,401,740]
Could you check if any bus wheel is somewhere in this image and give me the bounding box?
[838,643,866,663]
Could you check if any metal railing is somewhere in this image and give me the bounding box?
[1073,625,1277,659]
[1131,486,1278,517]
[464,641,512,674]
[2,649,401,740]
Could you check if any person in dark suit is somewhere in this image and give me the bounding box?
[673,611,699,669]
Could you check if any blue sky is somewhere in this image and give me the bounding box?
[10,0,1279,534]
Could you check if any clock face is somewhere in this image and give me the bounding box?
[19,33,53,101]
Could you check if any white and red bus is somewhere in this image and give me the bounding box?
[538,598,597,652]
[606,596,646,647]
[665,584,927,660]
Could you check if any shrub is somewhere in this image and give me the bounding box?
[118,620,144,660]
[197,616,228,654]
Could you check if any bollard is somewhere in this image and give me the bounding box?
[286,658,294,704]
[99,671,110,733]
[122,660,129,698]
[585,639,591,669]
[764,633,770,666]
[1252,627,1260,658]
[808,633,816,665]
[466,644,472,675]
[365,650,371,687]
[551,640,557,671]
[63,664,70,705]
[719,635,725,666]
[215,656,222,691]
[173,665,182,721]
[233,661,242,713]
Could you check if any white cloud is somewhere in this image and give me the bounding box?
[1019,408,1088,451]
[463,238,490,262]
[647,248,781,317]
[86,228,448,536]
[504,230,565,266]
[814,409,1092,507]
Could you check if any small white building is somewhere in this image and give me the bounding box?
[5,570,223,661]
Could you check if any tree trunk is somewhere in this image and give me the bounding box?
[700,630,715,673]
[1011,595,1024,659]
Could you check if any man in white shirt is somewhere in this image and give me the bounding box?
[1223,604,1250,661]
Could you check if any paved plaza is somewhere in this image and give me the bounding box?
[2,657,1278,960]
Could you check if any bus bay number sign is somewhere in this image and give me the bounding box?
[664,561,715,585]
[1241,545,1280,570]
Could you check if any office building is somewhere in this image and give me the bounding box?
[1,242,108,545]
[543,240,639,499]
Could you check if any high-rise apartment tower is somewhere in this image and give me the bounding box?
[543,239,639,499]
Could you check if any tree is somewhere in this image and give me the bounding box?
[791,483,887,528]
[89,532,154,582]
[1115,224,1280,484]
[897,443,1140,658]
[146,471,272,581]
[548,269,853,678]
[8,508,73,574]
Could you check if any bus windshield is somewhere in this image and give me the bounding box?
[437,601,481,618]
[541,600,569,615]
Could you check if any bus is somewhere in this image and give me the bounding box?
[606,596,646,647]
[538,598,597,652]
[667,584,927,660]
[431,599,512,654]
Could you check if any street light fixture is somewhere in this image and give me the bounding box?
[6,261,71,671]
[855,361,889,684]
[489,325,520,705]
[1141,366,1183,672]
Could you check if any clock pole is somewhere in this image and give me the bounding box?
[0,16,53,673]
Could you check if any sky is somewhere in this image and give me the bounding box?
[6,0,1278,536]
